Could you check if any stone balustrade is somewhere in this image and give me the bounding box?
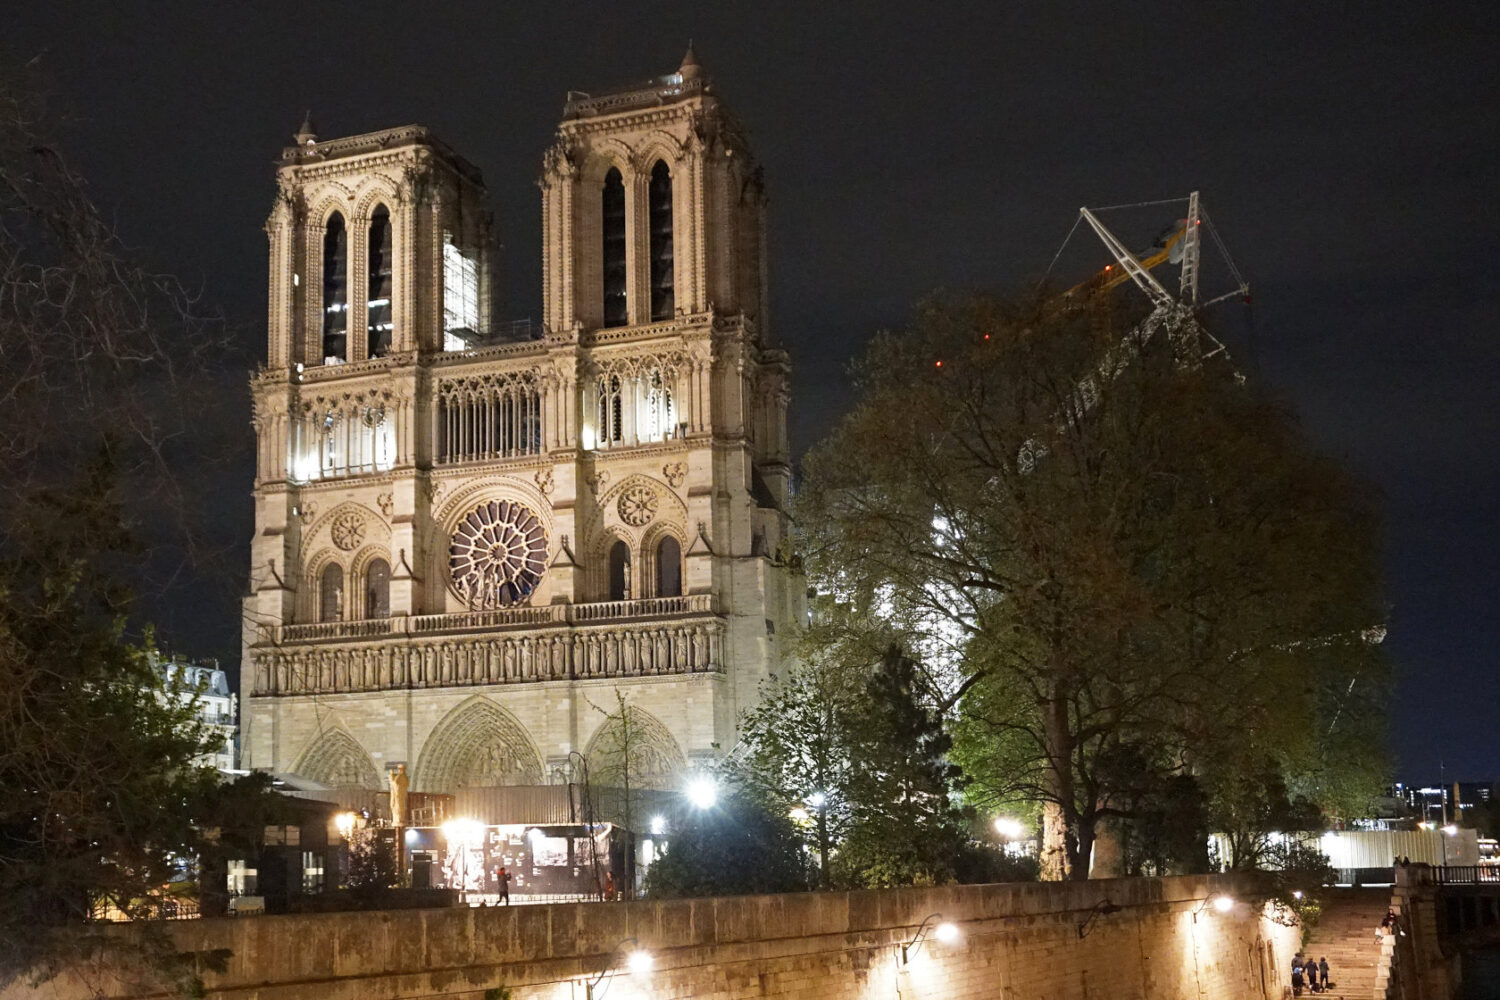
[249,611,724,697]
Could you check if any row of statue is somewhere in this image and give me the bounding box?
[252,623,724,695]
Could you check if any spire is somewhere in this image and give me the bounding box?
[678,42,703,81]
[293,111,318,146]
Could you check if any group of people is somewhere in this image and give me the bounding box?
[1291,954,1331,996]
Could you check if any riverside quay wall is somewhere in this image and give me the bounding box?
[12,875,1299,1000]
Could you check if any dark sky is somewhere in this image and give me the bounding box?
[7,3,1498,781]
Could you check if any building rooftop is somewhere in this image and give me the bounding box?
[563,47,711,121]
[278,122,483,184]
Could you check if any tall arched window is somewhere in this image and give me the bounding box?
[602,168,627,327]
[649,160,674,321]
[319,563,344,622]
[367,206,393,357]
[365,558,390,619]
[322,213,348,362]
[608,540,631,601]
[656,536,682,598]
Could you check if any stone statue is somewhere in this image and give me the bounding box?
[389,762,410,827]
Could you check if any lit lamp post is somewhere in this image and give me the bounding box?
[993,816,1025,856]
[584,937,654,1000]
[334,811,357,888]
[901,913,960,966]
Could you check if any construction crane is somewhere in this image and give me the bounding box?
[1018,192,1251,473]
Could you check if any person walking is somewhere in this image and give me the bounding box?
[1292,957,1305,997]
[497,866,511,905]
[1319,957,1330,990]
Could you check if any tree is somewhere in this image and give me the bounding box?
[797,288,1389,880]
[0,64,243,988]
[731,661,858,888]
[643,778,812,899]
[832,645,972,886]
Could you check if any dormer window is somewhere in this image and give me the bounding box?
[322,213,348,363]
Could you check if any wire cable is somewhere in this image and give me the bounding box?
[1089,197,1189,213]
[1043,214,1083,282]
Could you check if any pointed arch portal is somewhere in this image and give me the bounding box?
[293,728,381,789]
[414,696,545,792]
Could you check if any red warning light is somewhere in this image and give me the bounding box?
[935,360,943,368]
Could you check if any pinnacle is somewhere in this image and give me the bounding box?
[678,42,703,80]
[293,111,317,145]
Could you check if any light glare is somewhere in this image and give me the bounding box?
[993,817,1025,839]
[1212,895,1234,913]
[685,775,718,809]
[934,922,960,944]
[626,949,654,974]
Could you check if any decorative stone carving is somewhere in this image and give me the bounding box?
[590,471,610,496]
[330,511,366,550]
[448,500,548,609]
[534,468,555,496]
[617,485,659,527]
[376,492,394,518]
[297,502,317,525]
[426,479,448,505]
[663,461,687,488]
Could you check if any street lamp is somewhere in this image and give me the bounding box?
[993,817,1025,840]
[441,817,485,900]
[901,913,960,965]
[685,774,718,810]
[1193,894,1236,922]
[585,937,654,999]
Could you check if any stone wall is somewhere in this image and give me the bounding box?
[11,875,1299,1000]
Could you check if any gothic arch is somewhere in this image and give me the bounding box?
[580,138,636,184]
[583,703,686,791]
[307,184,356,226]
[413,695,545,792]
[581,474,688,553]
[293,727,381,789]
[641,522,687,598]
[306,500,390,549]
[352,175,402,221]
[631,131,687,172]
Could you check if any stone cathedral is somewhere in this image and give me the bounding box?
[240,52,801,803]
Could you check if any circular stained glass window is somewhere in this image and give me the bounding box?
[448,500,548,608]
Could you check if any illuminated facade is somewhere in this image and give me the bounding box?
[241,51,801,801]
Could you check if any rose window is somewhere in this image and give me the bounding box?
[617,485,659,527]
[448,500,548,608]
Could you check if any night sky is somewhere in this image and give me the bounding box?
[7,4,1497,781]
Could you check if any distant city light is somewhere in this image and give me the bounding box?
[685,775,718,810]
[1442,824,1458,835]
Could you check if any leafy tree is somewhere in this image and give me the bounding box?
[798,288,1389,879]
[731,661,857,887]
[835,645,972,887]
[643,779,812,898]
[0,64,242,988]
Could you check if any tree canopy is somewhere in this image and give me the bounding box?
[795,288,1390,878]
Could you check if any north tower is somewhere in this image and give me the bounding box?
[240,53,800,802]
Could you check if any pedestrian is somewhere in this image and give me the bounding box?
[604,870,616,901]
[497,866,511,905]
[1292,958,1305,997]
[1319,957,1330,990]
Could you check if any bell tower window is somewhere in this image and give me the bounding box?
[367,206,393,357]
[649,160,674,321]
[442,231,480,351]
[321,213,348,363]
[602,168,627,328]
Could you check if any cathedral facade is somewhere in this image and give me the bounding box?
[240,53,801,801]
